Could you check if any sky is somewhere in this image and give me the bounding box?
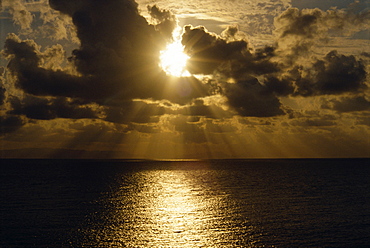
[0,0,369,159]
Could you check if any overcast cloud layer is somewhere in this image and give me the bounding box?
[0,0,369,158]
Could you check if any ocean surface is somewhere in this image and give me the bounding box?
[1,159,369,247]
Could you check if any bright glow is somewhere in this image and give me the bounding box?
[160,37,190,77]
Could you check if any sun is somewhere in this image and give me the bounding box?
[160,39,190,77]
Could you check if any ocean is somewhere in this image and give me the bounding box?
[1,159,369,247]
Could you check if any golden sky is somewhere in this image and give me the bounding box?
[0,0,369,159]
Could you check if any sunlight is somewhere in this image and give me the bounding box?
[160,31,190,77]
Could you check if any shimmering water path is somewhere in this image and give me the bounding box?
[1,159,369,247]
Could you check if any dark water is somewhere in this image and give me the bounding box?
[1,159,369,247]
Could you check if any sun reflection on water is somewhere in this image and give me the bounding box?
[133,169,209,246]
[81,163,257,247]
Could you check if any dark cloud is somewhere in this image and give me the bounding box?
[222,78,285,117]
[8,95,100,120]
[180,25,286,117]
[3,1,211,106]
[179,8,368,105]
[182,25,235,74]
[131,123,160,134]
[180,18,368,117]
[0,69,5,105]
[183,26,280,117]
[290,116,337,127]
[177,99,233,119]
[361,52,370,58]
[322,96,370,113]
[3,35,89,98]
[147,5,177,40]
[0,86,5,105]
[276,8,323,39]
[291,0,368,12]
[9,95,55,120]
[181,25,277,77]
[104,101,164,124]
[54,0,191,103]
[1,0,369,136]
[220,25,239,40]
[258,50,368,98]
[294,50,367,96]
[355,115,370,126]
[262,76,295,96]
[0,115,24,135]
[171,116,238,145]
[269,7,370,98]
[303,118,336,127]
[275,7,370,39]
[274,8,370,61]
[171,117,210,144]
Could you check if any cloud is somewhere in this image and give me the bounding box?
[180,25,287,117]
[181,25,274,76]
[266,8,369,98]
[290,117,337,128]
[274,7,370,62]
[291,0,368,12]
[2,0,34,30]
[180,9,368,118]
[322,96,370,112]
[221,78,285,117]
[3,34,90,98]
[103,100,165,124]
[168,115,238,144]
[179,6,368,116]
[147,5,177,40]
[0,0,369,160]
[0,115,24,134]
[293,50,367,96]
[0,68,5,105]
[355,115,370,126]
[37,8,78,42]
[8,94,101,120]
[0,86,5,105]
[176,98,233,119]
[3,1,210,105]
[3,1,367,111]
